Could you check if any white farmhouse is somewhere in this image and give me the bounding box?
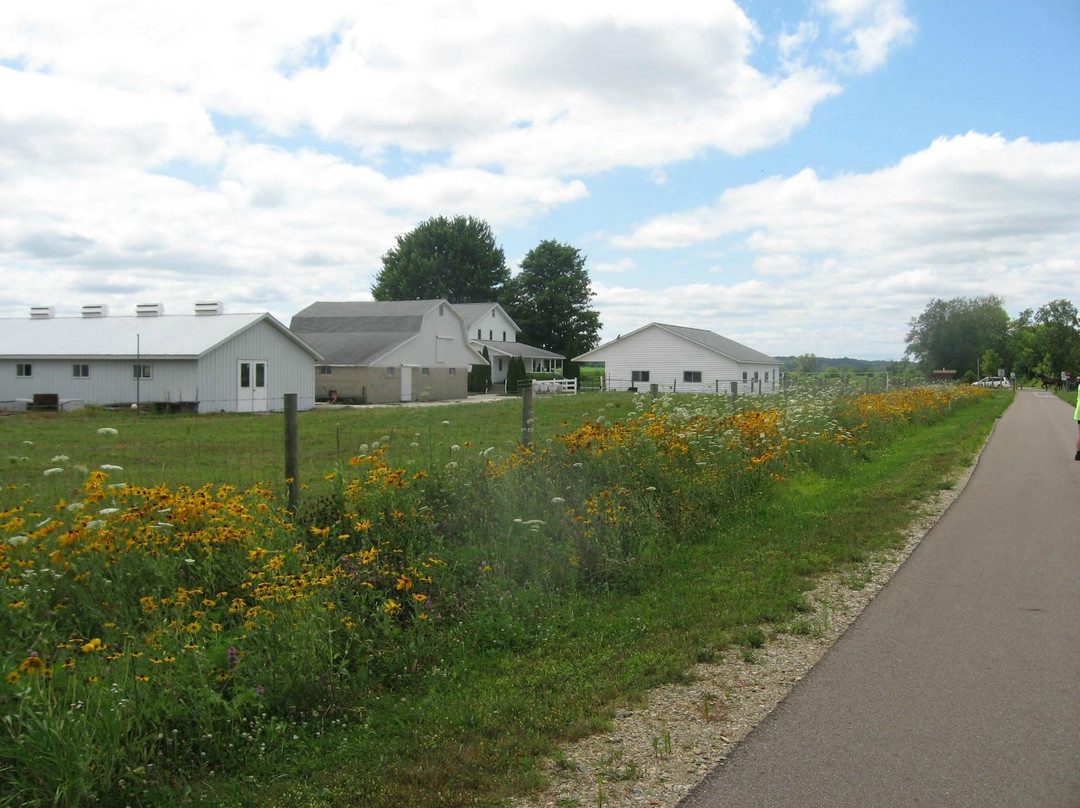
[0,303,322,413]
[289,300,487,404]
[453,302,565,391]
[573,323,780,394]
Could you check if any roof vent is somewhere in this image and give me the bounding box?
[81,304,109,318]
[136,303,165,317]
[30,306,55,320]
[195,301,223,316]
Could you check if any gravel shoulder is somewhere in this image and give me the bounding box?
[510,454,980,808]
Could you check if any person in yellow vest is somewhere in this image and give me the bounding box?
[1075,392,1080,461]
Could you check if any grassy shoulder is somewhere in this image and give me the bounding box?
[194,393,1011,808]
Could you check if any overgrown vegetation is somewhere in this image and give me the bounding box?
[0,386,1009,807]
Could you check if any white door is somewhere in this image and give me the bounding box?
[400,365,413,402]
[238,360,268,412]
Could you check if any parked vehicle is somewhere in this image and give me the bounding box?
[972,376,1010,388]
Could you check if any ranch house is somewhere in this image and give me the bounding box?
[573,322,781,394]
[453,303,565,391]
[0,303,322,413]
[289,300,487,404]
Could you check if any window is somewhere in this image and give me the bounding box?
[742,371,748,381]
[421,367,430,376]
[489,330,493,340]
[497,358,504,371]
[765,371,770,382]
[753,371,759,381]
[502,331,506,341]
[72,364,90,379]
[255,363,265,387]
[318,365,332,375]
[16,363,32,378]
[683,371,702,383]
[439,303,444,315]
[133,363,153,379]
[386,367,395,377]
[631,370,650,382]
[477,329,482,339]
[448,367,457,375]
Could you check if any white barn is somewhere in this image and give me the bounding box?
[290,300,487,404]
[0,303,322,413]
[573,323,781,394]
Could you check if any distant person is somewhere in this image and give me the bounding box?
[1075,392,1080,461]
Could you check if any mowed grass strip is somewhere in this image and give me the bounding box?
[192,393,1009,808]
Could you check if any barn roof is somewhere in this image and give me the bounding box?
[0,312,321,360]
[453,302,521,332]
[290,300,484,366]
[473,340,564,360]
[573,322,777,365]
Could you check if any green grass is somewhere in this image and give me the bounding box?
[211,394,1005,808]
[0,390,1011,807]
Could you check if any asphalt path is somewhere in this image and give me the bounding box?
[679,390,1080,808]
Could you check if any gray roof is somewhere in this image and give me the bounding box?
[575,322,777,365]
[0,312,321,360]
[289,300,438,364]
[474,340,564,360]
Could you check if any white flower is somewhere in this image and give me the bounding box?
[551,497,565,504]
[7,535,28,546]
[99,508,118,515]
[410,442,420,448]
[480,446,495,456]
[645,486,657,492]
[445,461,458,470]
[43,467,65,476]
[50,455,69,463]
[96,428,118,436]
[441,420,450,426]
[450,444,461,452]
[100,464,123,471]
[86,520,104,529]
[23,440,34,445]
[109,483,128,490]
[359,443,369,452]
[67,503,85,512]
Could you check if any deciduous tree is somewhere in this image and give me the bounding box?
[372,216,509,302]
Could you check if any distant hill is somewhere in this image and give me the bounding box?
[774,356,899,372]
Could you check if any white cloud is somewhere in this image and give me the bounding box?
[817,0,916,73]
[592,258,637,274]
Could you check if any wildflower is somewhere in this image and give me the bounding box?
[96,428,118,436]
[6,536,28,546]
[100,464,123,471]
[50,455,69,463]
[80,638,106,654]
[135,675,150,682]
[43,468,65,477]
[384,598,402,614]
[450,444,461,452]
[66,503,84,512]
[551,497,565,504]
[6,672,19,684]
[8,601,26,609]
[98,508,118,515]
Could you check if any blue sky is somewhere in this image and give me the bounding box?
[1,0,1078,359]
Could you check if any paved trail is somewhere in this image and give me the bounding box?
[680,390,1080,808]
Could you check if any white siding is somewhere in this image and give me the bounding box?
[589,325,779,393]
[474,307,517,342]
[197,319,317,412]
[379,306,478,369]
[1,358,197,407]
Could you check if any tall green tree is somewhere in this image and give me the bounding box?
[372,216,510,302]
[905,296,1010,376]
[502,240,602,360]
[1035,299,1080,377]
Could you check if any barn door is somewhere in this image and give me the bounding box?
[238,360,268,412]
[400,365,413,402]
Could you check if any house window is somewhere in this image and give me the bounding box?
[502,331,506,341]
[439,303,444,316]
[72,364,90,379]
[631,370,650,382]
[133,363,153,379]
[742,371,748,381]
[386,367,395,377]
[318,365,332,375]
[477,329,482,339]
[489,330,493,340]
[497,358,504,371]
[16,363,32,378]
[421,367,430,376]
[753,371,759,381]
[765,371,770,382]
[448,367,457,375]
[683,371,702,383]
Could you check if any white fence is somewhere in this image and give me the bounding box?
[531,378,578,395]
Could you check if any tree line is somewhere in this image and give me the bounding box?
[371,215,602,376]
[905,295,1080,384]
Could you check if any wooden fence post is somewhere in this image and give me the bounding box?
[521,383,534,447]
[649,383,658,399]
[284,393,300,512]
[730,381,738,407]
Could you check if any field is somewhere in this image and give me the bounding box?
[0,386,1011,807]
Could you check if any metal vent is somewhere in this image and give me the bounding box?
[194,301,223,316]
[81,304,109,318]
[136,303,165,317]
[30,306,55,320]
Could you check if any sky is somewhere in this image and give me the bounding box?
[1,0,1078,360]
